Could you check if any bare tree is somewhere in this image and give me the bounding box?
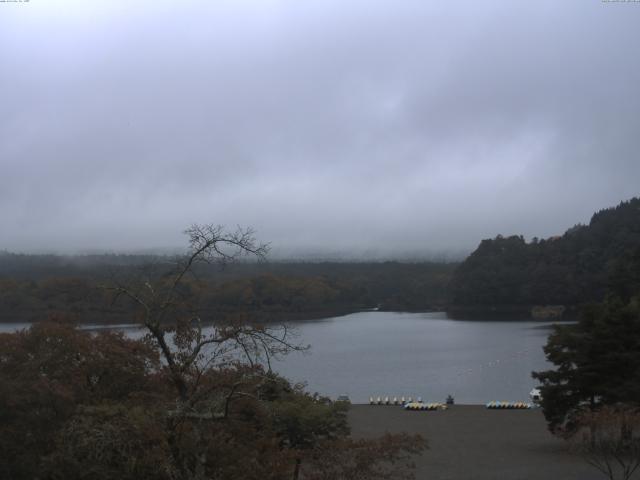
[569,405,640,480]
[101,225,426,480]
[107,224,305,402]
[105,225,313,479]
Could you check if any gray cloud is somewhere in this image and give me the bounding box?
[1,0,639,256]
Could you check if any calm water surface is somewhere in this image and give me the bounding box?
[1,311,565,404]
[276,311,562,404]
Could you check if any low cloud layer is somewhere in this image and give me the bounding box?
[1,0,639,257]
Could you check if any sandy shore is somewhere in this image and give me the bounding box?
[348,405,619,480]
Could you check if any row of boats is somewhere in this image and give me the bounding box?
[369,398,533,410]
[365,389,543,409]
[404,402,448,410]
[369,396,427,405]
[485,401,533,409]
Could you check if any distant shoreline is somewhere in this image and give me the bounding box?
[0,305,583,326]
[446,304,582,321]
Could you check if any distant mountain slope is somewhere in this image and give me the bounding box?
[449,197,640,311]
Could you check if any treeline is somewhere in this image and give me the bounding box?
[0,255,455,323]
[449,197,640,314]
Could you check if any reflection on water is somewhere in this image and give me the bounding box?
[0,312,569,404]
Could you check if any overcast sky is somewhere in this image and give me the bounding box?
[1,0,639,258]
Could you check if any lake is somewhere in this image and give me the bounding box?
[277,311,562,404]
[0,311,565,404]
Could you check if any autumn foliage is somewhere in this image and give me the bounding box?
[0,225,425,478]
[0,320,424,479]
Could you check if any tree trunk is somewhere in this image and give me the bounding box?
[293,457,301,480]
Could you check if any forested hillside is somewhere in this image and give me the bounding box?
[449,197,640,313]
[0,256,454,323]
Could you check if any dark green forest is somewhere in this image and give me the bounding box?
[0,255,454,324]
[449,197,640,316]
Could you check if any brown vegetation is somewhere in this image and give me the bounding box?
[0,225,426,479]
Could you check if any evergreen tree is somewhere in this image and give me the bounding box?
[532,295,640,432]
